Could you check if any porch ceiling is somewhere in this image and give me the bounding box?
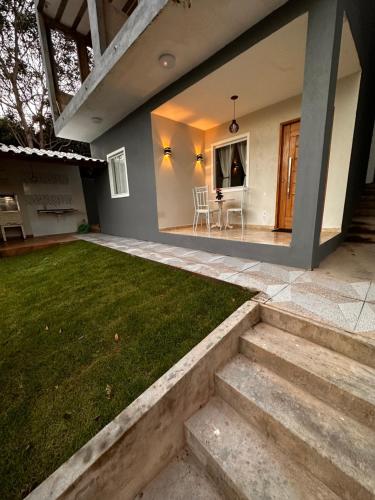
[153,15,361,131]
[37,0,91,36]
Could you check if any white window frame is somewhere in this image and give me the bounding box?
[107,147,129,198]
[211,133,250,193]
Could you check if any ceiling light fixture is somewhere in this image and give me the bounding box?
[91,116,102,124]
[159,53,176,69]
[229,95,239,134]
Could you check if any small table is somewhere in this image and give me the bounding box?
[212,199,234,230]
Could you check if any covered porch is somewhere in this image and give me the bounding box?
[151,5,361,268]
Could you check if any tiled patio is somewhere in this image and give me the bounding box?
[160,225,339,246]
[77,233,375,335]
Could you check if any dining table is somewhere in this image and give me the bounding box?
[211,198,234,230]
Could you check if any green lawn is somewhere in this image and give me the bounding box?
[0,241,253,499]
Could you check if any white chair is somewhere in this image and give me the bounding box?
[192,186,218,232]
[226,186,247,231]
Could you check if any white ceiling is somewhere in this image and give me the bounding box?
[153,14,361,130]
[42,0,90,35]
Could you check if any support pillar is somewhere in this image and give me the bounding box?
[292,0,344,268]
[36,11,59,119]
[87,0,107,60]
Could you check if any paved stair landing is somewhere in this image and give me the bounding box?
[347,183,375,243]
[135,307,375,499]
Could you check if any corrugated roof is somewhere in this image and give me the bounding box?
[0,143,106,166]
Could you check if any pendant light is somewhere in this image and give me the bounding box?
[229,95,239,134]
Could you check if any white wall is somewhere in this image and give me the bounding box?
[0,160,87,237]
[152,114,205,229]
[204,94,301,228]
[323,72,361,228]
[366,122,375,184]
[205,72,360,230]
[152,73,360,231]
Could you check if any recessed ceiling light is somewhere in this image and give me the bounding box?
[91,116,102,124]
[159,53,176,69]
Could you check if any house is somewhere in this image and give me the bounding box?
[0,144,104,242]
[35,0,375,269]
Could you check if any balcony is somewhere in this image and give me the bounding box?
[36,0,288,143]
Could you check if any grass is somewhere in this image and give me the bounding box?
[0,240,253,499]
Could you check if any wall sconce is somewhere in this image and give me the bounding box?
[163,146,172,157]
[196,153,204,162]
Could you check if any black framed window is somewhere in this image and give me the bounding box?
[214,139,247,189]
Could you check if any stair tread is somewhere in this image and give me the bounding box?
[244,323,375,409]
[135,449,223,500]
[217,355,375,495]
[185,396,339,500]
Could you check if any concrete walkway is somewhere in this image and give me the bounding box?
[78,233,375,335]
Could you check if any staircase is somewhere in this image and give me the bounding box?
[347,183,375,243]
[139,308,375,500]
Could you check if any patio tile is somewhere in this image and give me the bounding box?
[366,282,375,303]
[269,283,364,332]
[246,262,305,284]
[136,242,176,253]
[159,245,198,257]
[181,263,238,281]
[355,303,375,333]
[296,272,371,301]
[122,247,151,256]
[213,255,259,272]
[113,238,145,247]
[183,250,224,264]
[158,256,191,268]
[225,271,288,298]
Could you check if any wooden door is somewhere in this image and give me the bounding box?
[276,119,300,230]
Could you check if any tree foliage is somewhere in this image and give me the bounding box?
[0,0,89,154]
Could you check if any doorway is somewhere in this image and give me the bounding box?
[276,118,300,230]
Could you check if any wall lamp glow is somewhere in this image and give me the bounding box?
[163,146,172,157]
[196,153,204,162]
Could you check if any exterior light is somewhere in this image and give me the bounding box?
[229,95,239,134]
[159,53,176,69]
[164,146,172,156]
[196,153,204,162]
[91,116,102,124]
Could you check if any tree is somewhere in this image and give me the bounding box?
[0,116,22,146]
[0,0,89,154]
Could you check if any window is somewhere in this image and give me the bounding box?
[213,136,248,190]
[107,147,129,198]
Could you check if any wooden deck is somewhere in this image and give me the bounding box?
[0,234,76,257]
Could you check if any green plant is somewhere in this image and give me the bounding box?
[77,221,90,234]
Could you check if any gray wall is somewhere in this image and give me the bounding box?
[319,0,375,264]
[91,0,375,269]
[81,175,100,225]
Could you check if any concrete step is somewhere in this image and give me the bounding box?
[216,355,375,500]
[259,304,375,370]
[351,215,375,227]
[358,199,375,208]
[355,208,375,217]
[135,449,224,500]
[348,224,375,234]
[240,323,375,429]
[185,396,339,500]
[346,234,375,244]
